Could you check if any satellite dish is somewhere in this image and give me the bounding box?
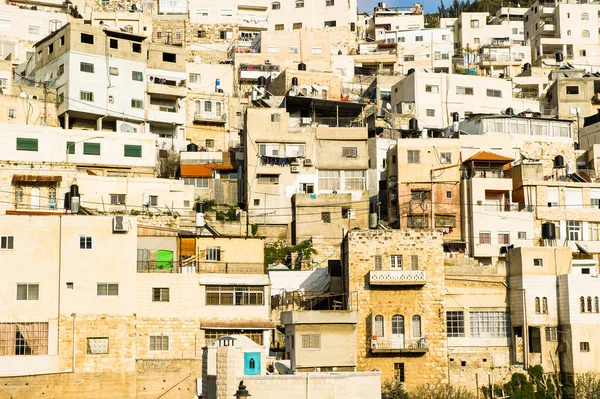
[221,113,227,121]
[119,122,135,133]
[386,102,392,111]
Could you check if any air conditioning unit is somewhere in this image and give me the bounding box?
[113,216,129,233]
[291,166,300,173]
[303,158,313,166]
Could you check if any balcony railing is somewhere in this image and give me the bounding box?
[275,291,359,311]
[371,336,429,353]
[194,112,226,123]
[137,260,265,274]
[369,270,426,286]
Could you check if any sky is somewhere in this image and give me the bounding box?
[358,0,438,14]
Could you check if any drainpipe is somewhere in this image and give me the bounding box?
[306,373,310,399]
[71,313,77,372]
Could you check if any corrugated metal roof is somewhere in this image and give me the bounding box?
[201,319,275,329]
[180,164,235,178]
[463,151,514,163]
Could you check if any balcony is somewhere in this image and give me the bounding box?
[137,260,265,274]
[369,270,426,286]
[371,336,429,353]
[146,80,187,98]
[194,112,226,124]
[238,14,269,30]
[147,105,185,124]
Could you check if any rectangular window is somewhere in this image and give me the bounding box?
[80,91,94,102]
[408,215,428,228]
[83,142,100,155]
[87,337,109,354]
[195,8,208,16]
[16,284,39,300]
[149,195,158,206]
[149,335,169,351]
[342,147,358,158]
[486,89,502,98]
[545,327,557,342]
[534,258,543,267]
[79,236,93,249]
[206,246,221,261]
[325,0,334,5]
[568,221,582,241]
[97,283,119,296]
[415,35,423,41]
[257,174,279,184]
[446,311,465,337]
[440,152,452,163]
[267,46,279,53]
[318,170,340,191]
[1,236,14,250]
[124,145,142,158]
[470,311,510,338]
[590,222,600,241]
[131,99,143,109]
[162,52,176,63]
[206,285,264,305]
[403,55,415,62]
[324,21,337,27]
[407,150,420,164]
[293,23,302,30]
[479,232,491,245]
[219,31,233,39]
[81,33,94,44]
[183,178,209,188]
[470,19,479,28]
[132,42,141,53]
[132,71,143,81]
[109,38,118,49]
[312,47,322,55]
[274,25,284,31]
[0,322,48,355]
[425,85,439,93]
[16,138,38,152]
[28,25,40,35]
[110,194,126,205]
[394,363,405,383]
[410,255,419,270]
[566,86,579,95]
[435,215,456,227]
[498,232,510,245]
[152,288,169,302]
[456,86,474,95]
[220,8,233,16]
[518,232,527,239]
[109,67,118,76]
[547,187,559,207]
[342,208,355,220]
[580,342,590,352]
[343,170,366,190]
[374,255,382,270]
[289,46,300,54]
[321,212,331,223]
[189,73,201,84]
[197,30,206,38]
[390,255,403,269]
[205,139,215,148]
[426,109,436,117]
[301,334,321,349]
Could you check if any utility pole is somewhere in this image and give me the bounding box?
[43,80,48,126]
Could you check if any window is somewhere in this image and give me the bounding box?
[479,232,491,245]
[16,138,38,152]
[296,0,304,7]
[326,0,334,5]
[109,38,118,49]
[17,284,39,300]
[318,170,340,191]
[28,25,40,35]
[274,25,284,31]
[412,315,421,337]
[498,232,510,245]
[568,221,582,241]
[271,113,281,122]
[205,139,215,148]
[535,297,541,313]
[470,20,479,28]
[374,255,382,270]
[445,191,452,199]
[474,38,480,44]
[219,8,233,17]
[407,150,420,164]
[436,215,456,227]
[149,195,158,206]
[456,86,474,95]
[390,255,403,269]
[300,183,314,194]
[542,297,548,314]
[518,232,527,240]
[403,55,415,62]
[545,327,557,342]
[447,311,465,337]
[149,335,169,351]
[124,145,142,158]
[87,337,109,354]
[324,21,337,28]
[580,342,590,352]
[132,71,143,81]
[80,91,94,102]
[581,296,586,313]
[588,296,593,312]
[96,283,118,296]
[312,47,322,55]
[0,322,48,355]
[486,89,502,98]
[408,215,428,229]
[415,36,423,42]
[272,1,280,9]
[342,208,355,220]
[589,222,600,241]
[78,236,92,250]
[80,33,94,44]
[409,255,419,270]
[292,24,302,30]
[581,49,587,57]
[285,144,305,157]
[109,67,118,76]
[470,311,510,337]
[15,187,23,203]
[534,258,543,267]
[301,334,321,349]
[207,330,263,346]
[342,147,358,158]
[132,43,141,53]
[426,109,436,117]
[425,85,439,93]
[374,315,384,337]
[596,297,600,313]
[257,174,279,184]
[206,285,264,305]
[394,363,405,383]
[547,187,559,207]
[566,86,579,95]
[152,288,169,302]
[1,236,14,250]
[582,30,590,38]
[162,52,176,63]
[321,212,331,223]
[197,30,206,38]
[156,29,162,39]
[440,152,451,164]
[83,142,101,155]
[183,178,209,188]
[343,170,366,190]
[110,194,125,205]
[131,99,143,109]
[189,73,201,84]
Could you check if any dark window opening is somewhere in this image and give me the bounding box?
[81,33,94,44]
[162,52,176,63]
[132,43,141,53]
[110,39,118,49]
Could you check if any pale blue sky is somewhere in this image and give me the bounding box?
[358,0,438,14]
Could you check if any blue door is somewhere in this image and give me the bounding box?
[244,352,260,375]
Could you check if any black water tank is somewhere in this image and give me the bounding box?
[554,155,565,168]
[291,77,299,86]
[542,222,556,240]
[64,192,71,210]
[298,62,307,71]
[257,76,267,87]
[523,62,531,71]
[407,68,415,75]
[452,112,459,122]
[505,107,514,116]
[187,143,199,152]
[70,184,79,197]
[195,202,205,213]
[555,52,564,62]
[409,117,419,130]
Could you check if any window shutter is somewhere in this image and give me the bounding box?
[66,141,75,154]
[16,138,38,151]
[83,142,101,155]
[124,145,142,158]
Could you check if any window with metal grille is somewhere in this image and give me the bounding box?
[469,311,510,338]
[545,327,557,342]
[446,311,464,337]
[0,322,48,355]
[131,99,143,109]
[80,62,94,73]
[301,334,320,349]
[124,145,142,157]
[16,138,38,152]
[97,283,119,296]
[321,212,331,223]
[206,246,221,261]
[410,255,419,270]
[205,286,264,305]
[435,215,455,227]
[412,315,421,337]
[394,363,405,383]
[87,337,109,354]
[342,147,358,158]
[83,142,100,155]
[79,236,92,249]
[407,150,420,164]
[390,255,402,269]
[149,335,169,351]
[580,342,590,352]
[408,216,428,229]
[440,152,452,164]
[149,195,158,206]
[374,315,384,337]
[110,194,126,205]
[343,170,366,190]
[1,236,14,250]
[374,255,382,270]
[17,284,39,300]
[152,288,169,302]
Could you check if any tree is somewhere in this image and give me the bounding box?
[381,379,409,399]
[157,145,180,178]
[264,240,317,268]
[500,366,559,399]
[575,373,600,399]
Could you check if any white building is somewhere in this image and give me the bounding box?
[384,28,454,74]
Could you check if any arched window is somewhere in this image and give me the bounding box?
[581,12,589,20]
[582,30,590,38]
[322,89,328,99]
[272,1,281,9]
[195,100,202,114]
[392,314,404,335]
[588,296,593,312]
[581,296,586,313]
[156,29,162,40]
[15,186,23,203]
[374,315,384,337]
[535,297,541,313]
[567,30,571,36]
[216,102,222,117]
[542,297,548,314]
[595,297,599,313]
[49,187,57,210]
[204,101,212,113]
[412,315,422,338]
[295,0,304,7]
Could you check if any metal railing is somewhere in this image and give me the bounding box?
[314,117,365,128]
[274,291,359,311]
[137,260,182,273]
[369,270,426,284]
[136,260,265,274]
[371,336,429,351]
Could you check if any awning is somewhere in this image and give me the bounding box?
[201,319,275,330]
[180,164,235,178]
[12,175,62,183]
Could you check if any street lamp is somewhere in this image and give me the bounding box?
[65,136,103,163]
[233,380,251,398]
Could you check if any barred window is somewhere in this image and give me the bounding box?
[0,322,48,355]
[318,170,340,191]
[149,335,169,351]
[152,288,169,302]
[206,246,221,261]
[410,255,419,270]
[205,330,264,346]
[446,311,464,337]
[374,315,384,337]
[301,334,320,349]
[205,285,264,305]
[343,170,366,190]
[87,337,109,354]
[374,255,382,270]
[469,311,510,338]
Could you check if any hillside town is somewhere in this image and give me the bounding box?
[1,0,600,397]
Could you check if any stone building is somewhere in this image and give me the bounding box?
[342,229,448,388]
